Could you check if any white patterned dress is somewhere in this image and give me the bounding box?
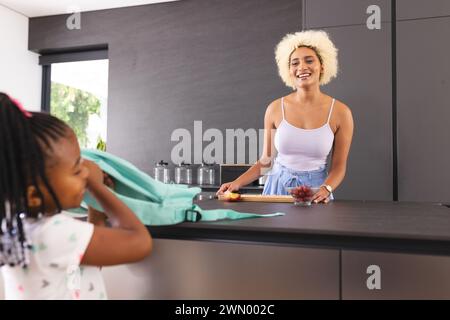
[1,213,107,300]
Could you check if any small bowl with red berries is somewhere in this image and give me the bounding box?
[285,185,321,206]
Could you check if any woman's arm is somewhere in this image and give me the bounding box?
[81,160,152,266]
[312,102,354,203]
[217,101,277,195]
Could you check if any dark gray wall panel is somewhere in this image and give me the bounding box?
[319,25,392,201]
[29,0,393,200]
[304,0,390,29]
[106,0,300,174]
[397,0,450,20]
[397,17,450,203]
[29,0,300,175]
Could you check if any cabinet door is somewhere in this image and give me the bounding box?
[311,25,393,200]
[397,17,450,203]
[342,250,450,299]
[397,0,450,20]
[102,239,340,299]
[304,0,390,29]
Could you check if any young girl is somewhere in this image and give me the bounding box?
[0,93,152,299]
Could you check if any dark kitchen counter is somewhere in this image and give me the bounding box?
[149,200,450,255]
[105,200,450,299]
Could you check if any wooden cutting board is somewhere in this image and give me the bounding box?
[218,194,294,203]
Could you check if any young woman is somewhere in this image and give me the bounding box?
[218,30,354,203]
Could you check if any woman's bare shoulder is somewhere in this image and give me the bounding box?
[332,99,352,118]
[265,97,283,115]
[268,97,282,108]
[330,99,353,131]
[264,97,284,128]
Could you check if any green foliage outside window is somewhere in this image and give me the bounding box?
[96,137,107,151]
[50,82,101,148]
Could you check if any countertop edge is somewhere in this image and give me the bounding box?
[148,224,450,256]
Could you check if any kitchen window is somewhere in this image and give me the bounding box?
[40,49,108,150]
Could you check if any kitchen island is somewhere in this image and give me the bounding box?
[102,200,450,299]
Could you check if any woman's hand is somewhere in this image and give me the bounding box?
[311,186,331,204]
[216,181,241,195]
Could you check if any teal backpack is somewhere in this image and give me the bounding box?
[73,149,284,225]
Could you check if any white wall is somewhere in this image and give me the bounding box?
[0,5,41,111]
[0,5,41,300]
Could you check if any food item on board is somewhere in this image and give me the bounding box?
[224,191,241,202]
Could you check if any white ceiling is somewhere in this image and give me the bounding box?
[0,0,179,17]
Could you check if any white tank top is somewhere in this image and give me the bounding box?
[274,97,335,171]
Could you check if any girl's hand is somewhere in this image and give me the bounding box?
[83,159,104,189]
[103,172,115,189]
[311,186,331,204]
[88,206,108,226]
[216,181,241,195]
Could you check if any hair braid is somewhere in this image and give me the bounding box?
[0,92,70,267]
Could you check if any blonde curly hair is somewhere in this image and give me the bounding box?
[275,30,338,88]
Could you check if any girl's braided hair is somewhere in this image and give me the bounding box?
[0,92,70,267]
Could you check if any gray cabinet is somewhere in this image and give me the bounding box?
[0,275,3,300]
[304,0,391,28]
[397,17,450,203]
[342,250,450,299]
[397,0,450,20]
[102,239,340,299]
[301,25,393,201]
[303,0,393,201]
[103,241,450,299]
[304,1,450,203]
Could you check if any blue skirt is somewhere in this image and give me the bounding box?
[262,161,334,199]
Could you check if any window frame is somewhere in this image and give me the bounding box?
[39,48,108,111]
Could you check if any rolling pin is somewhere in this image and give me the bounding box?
[218,194,294,203]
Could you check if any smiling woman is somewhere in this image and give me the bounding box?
[275,30,338,88]
[217,30,354,204]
